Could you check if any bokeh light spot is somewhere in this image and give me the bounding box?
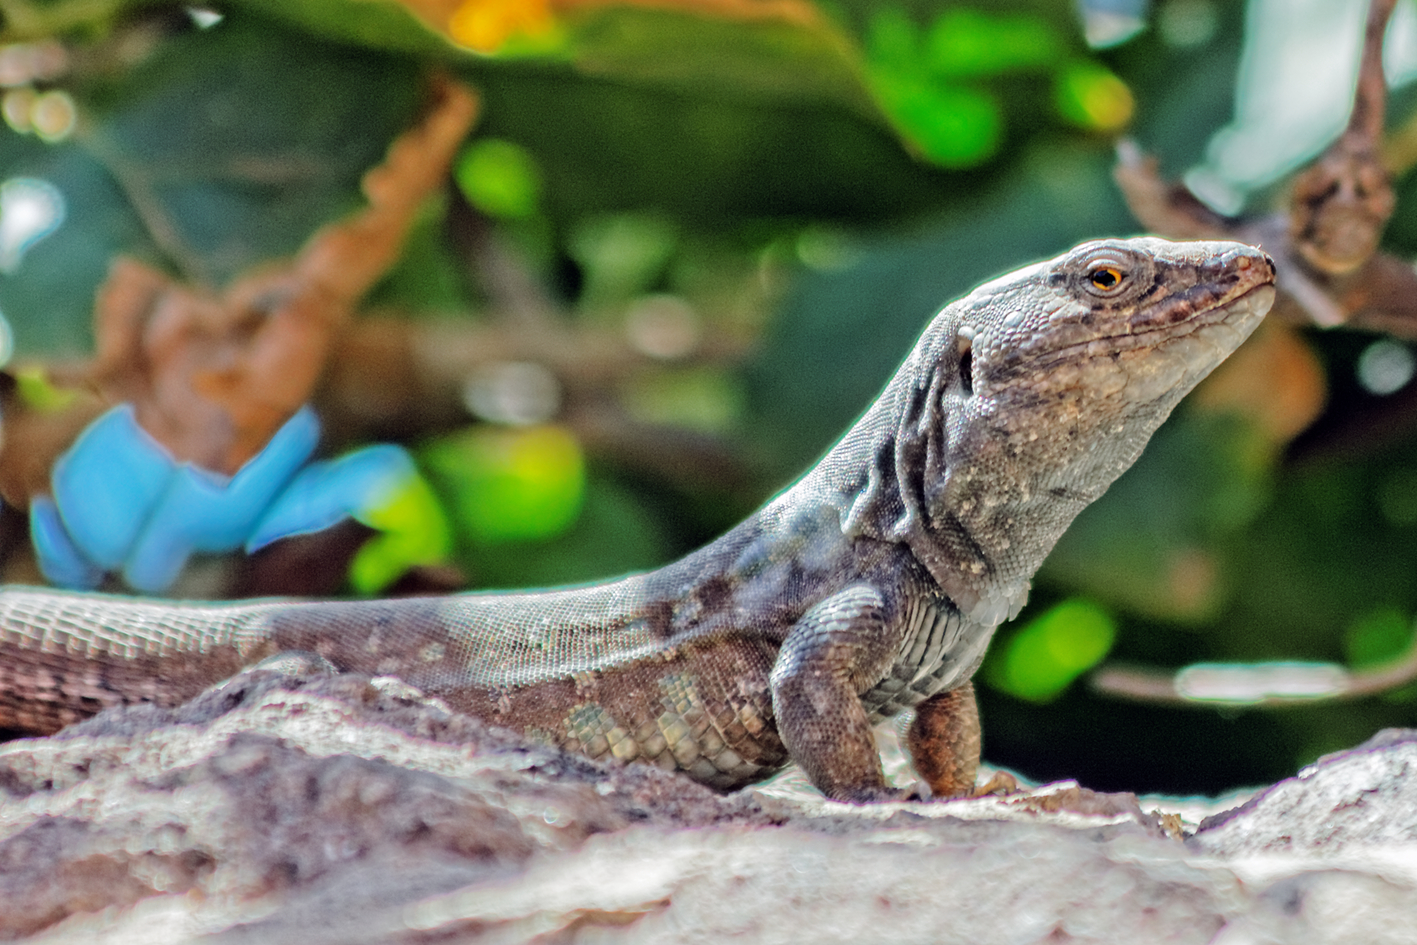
[30,90,75,142]
[0,177,65,272]
[1055,61,1133,131]
[1357,339,1415,395]
[455,138,542,219]
[462,361,561,426]
[448,0,555,54]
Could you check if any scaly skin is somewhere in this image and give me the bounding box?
[0,238,1276,803]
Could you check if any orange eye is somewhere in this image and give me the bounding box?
[1089,266,1124,291]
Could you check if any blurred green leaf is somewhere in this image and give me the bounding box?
[421,424,585,544]
[14,364,78,410]
[456,473,670,589]
[985,598,1116,703]
[366,196,473,312]
[562,5,879,120]
[5,0,894,130]
[864,6,919,72]
[349,472,452,594]
[1344,607,1413,669]
[869,72,1002,167]
[1043,411,1275,622]
[474,61,949,226]
[1054,59,1133,131]
[865,8,1006,168]
[568,213,677,311]
[621,366,745,434]
[0,14,422,355]
[81,17,422,284]
[456,138,542,220]
[924,8,1061,78]
[1377,467,1417,527]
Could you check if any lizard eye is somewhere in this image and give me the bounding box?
[1088,266,1125,292]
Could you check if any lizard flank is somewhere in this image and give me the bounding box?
[0,237,1276,803]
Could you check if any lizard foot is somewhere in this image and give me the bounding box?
[199,649,340,703]
[367,675,454,716]
[247,650,340,677]
[969,770,1022,798]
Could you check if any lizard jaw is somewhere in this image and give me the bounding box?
[1028,281,1276,373]
[1114,282,1275,406]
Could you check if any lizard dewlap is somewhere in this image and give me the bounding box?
[0,238,1276,804]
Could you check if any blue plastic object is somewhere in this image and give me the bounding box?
[50,404,175,570]
[119,407,320,592]
[32,403,419,593]
[247,444,417,553]
[30,496,104,590]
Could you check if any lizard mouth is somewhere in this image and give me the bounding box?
[1132,276,1276,337]
[1032,280,1276,371]
[1132,280,1275,358]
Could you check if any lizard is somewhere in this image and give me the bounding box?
[0,237,1276,803]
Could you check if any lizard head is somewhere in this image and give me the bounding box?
[840,237,1276,626]
[962,237,1276,411]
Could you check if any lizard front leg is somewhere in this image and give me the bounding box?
[906,681,981,798]
[769,585,902,803]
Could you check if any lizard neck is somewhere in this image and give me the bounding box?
[799,323,1025,626]
[803,318,1175,629]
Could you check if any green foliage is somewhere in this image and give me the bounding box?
[350,472,452,594]
[419,425,586,544]
[13,364,77,411]
[986,599,1117,703]
[456,138,542,220]
[454,474,671,590]
[924,8,1062,77]
[561,5,878,118]
[0,17,421,353]
[568,214,678,312]
[621,366,745,435]
[862,4,1126,167]
[1053,60,1132,131]
[367,197,472,312]
[1043,411,1276,623]
[1344,607,1413,669]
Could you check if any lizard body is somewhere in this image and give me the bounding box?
[0,237,1276,802]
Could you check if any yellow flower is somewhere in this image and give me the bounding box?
[448,0,556,53]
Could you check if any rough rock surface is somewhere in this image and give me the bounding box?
[1,674,1415,944]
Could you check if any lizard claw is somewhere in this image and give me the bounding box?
[893,783,932,802]
[969,770,1022,797]
[246,650,340,677]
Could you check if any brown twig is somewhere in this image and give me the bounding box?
[1116,0,1415,335]
[82,76,480,473]
[1288,0,1397,276]
[314,307,756,493]
[1091,640,1417,708]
